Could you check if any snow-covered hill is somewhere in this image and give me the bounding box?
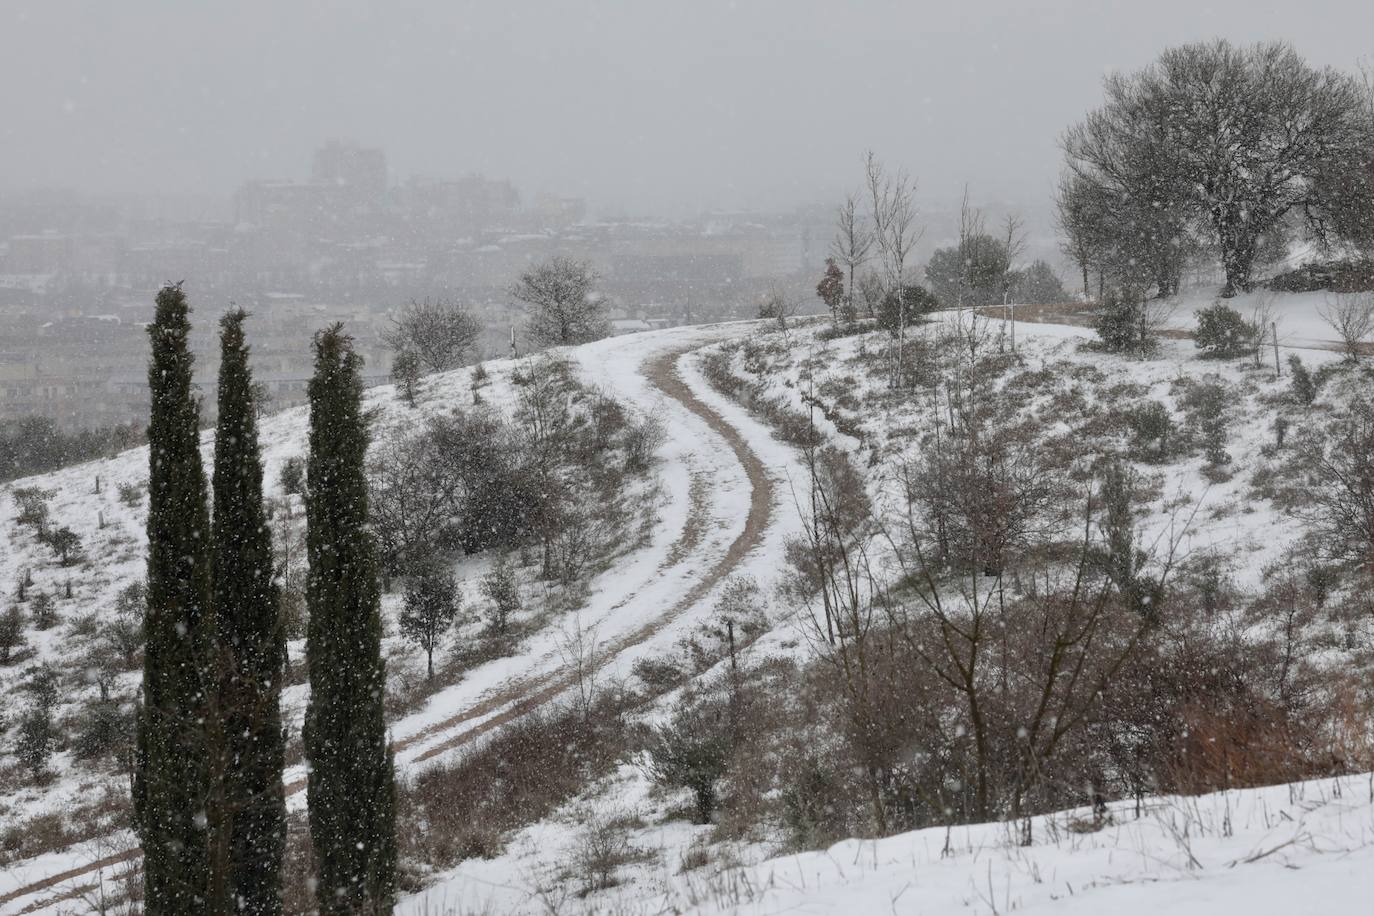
[1,321,803,913]
[4,297,1374,915]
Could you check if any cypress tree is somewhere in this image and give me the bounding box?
[303,325,396,914]
[211,309,286,915]
[134,283,215,913]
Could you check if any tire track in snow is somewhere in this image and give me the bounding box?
[404,340,773,763]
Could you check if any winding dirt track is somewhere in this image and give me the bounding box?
[2,336,772,915]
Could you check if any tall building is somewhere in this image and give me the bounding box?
[311,141,387,199]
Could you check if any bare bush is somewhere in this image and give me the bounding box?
[511,257,608,348]
[398,697,631,870]
[1319,293,1374,361]
[623,411,667,471]
[1298,401,1374,569]
[569,812,638,895]
[385,298,482,374]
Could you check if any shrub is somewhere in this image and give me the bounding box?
[30,592,57,630]
[1288,355,1321,405]
[781,757,852,850]
[22,663,61,712]
[14,705,54,778]
[1179,379,1234,467]
[642,695,733,824]
[399,696,632,869]
[12,486,55,530]
[631,654,691,692]
[1128,401,1174,461]
[45,526,82,566]
[479,554,521,635]
[73,699,134,762]
[876,285,939,336]
[117,481,143,507]
[570,815,638,895]
[1266,259,1374,293]
[0,605,23,664]
[1194,302,1256,358]
[106,616,143,668]
[623,412,667,471]
[1094,291,1157,355]
[278,456,305,496]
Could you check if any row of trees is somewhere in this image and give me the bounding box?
[820,163,1068,358]
[1059,40,1374,299]
[136,285,393,914]
[388,257,609,400]
[0,417,143,484]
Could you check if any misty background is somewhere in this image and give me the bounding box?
[1,0,1370,435]
[5,0,1371,213]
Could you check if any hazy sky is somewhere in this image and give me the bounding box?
[2,0,1370,217]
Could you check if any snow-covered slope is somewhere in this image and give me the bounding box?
[402,774,1374,915]
[5,299,1372,915]
[1,321,804,914]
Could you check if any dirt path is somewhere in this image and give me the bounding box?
[407,343,773,763]
[3,336,772,915]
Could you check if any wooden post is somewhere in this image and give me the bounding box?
[727,618,738,678]
[1272,322,1281,376]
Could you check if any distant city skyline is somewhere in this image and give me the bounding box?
[3,1,1371,218]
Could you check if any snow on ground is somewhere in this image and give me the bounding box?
[0,320,790,912]
[401,773,1374,915]
[401,305,1373,915]
[4,301,1371,914]
[719,307,1350,595]
[683,774,1374,915]
[1159,286,1359,350]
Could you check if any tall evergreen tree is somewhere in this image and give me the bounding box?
[134,284,215,913]
[211,309,286,915]
[303,325,397,914]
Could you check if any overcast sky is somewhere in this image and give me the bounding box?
[1,0,1370,217]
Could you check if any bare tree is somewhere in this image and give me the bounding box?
[1055,172,1103,301]
[1299,402,1374,570]
[384,299,482,374]
[368,429,464,576]
[864,152,922,387]
[510,257,609,348]
[1247,291,1282,368]
[999,213,1028,350]
[557,613,604,722]
[856,270,885,319]
[831,192,874,322]
[1319,293,1374,362]
[756,285,801,332]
